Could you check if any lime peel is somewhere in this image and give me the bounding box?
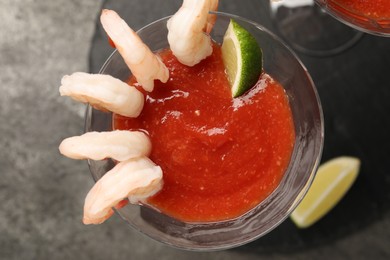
[221,19,263,98]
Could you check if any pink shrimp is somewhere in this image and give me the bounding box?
[100,9,169,92]
[59,130,151,161]
[167,0,219,66]
[59,72,144,117]
[83,157,163,225]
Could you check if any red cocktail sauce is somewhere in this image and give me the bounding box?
[329,0,390,20]
[113,45,295,222]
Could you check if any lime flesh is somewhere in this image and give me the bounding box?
[221,19,263,98]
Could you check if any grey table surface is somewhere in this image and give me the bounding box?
[1,0,390,259]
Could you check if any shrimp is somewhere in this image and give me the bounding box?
[59,72,144,117]
[59,130,151,161]
[127,178,163,204]
[167,0,218,66]
[83,157,163,225]
[205,0,219,34]
[100,9,169,92]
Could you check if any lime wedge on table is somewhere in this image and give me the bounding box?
[221,19,263,98]
[290,157,361,228]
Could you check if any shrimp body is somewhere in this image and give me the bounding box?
[59,131,151,161]
[127,178,163,204]
[167,0,218,66]
[60,72,144,117]
[83,157,163,225]
[100,9,169,92]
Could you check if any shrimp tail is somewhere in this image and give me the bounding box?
[205,0,219,34]
[83,209,114,225]
[59,130,152,162]
[59,72,144,117]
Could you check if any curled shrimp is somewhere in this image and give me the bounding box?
[83,157,163,225]
[59,130,151,161]
[100,9,169,92]
[59,72,144,117]
[167,0,218,66]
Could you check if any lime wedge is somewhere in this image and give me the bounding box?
[290,156,361,228]
[221,19,263,98]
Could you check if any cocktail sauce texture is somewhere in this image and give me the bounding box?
[329,0,390,19]
[113,44,295,222]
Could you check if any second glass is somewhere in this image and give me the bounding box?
[316,0,390,36]
[270,0,390,56]
[270,0,363,56]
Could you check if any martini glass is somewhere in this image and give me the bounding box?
[85,12,324,251]
[270,0,364,56]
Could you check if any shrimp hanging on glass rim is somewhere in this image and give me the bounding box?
[59,130,152,161]
[100,9,169,92]
[59,72,144,117]
[167,0,219,66]
[83,157,163,225]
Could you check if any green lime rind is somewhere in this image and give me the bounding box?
[222,19,263,98]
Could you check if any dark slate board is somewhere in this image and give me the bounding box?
[89,0,390,255]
